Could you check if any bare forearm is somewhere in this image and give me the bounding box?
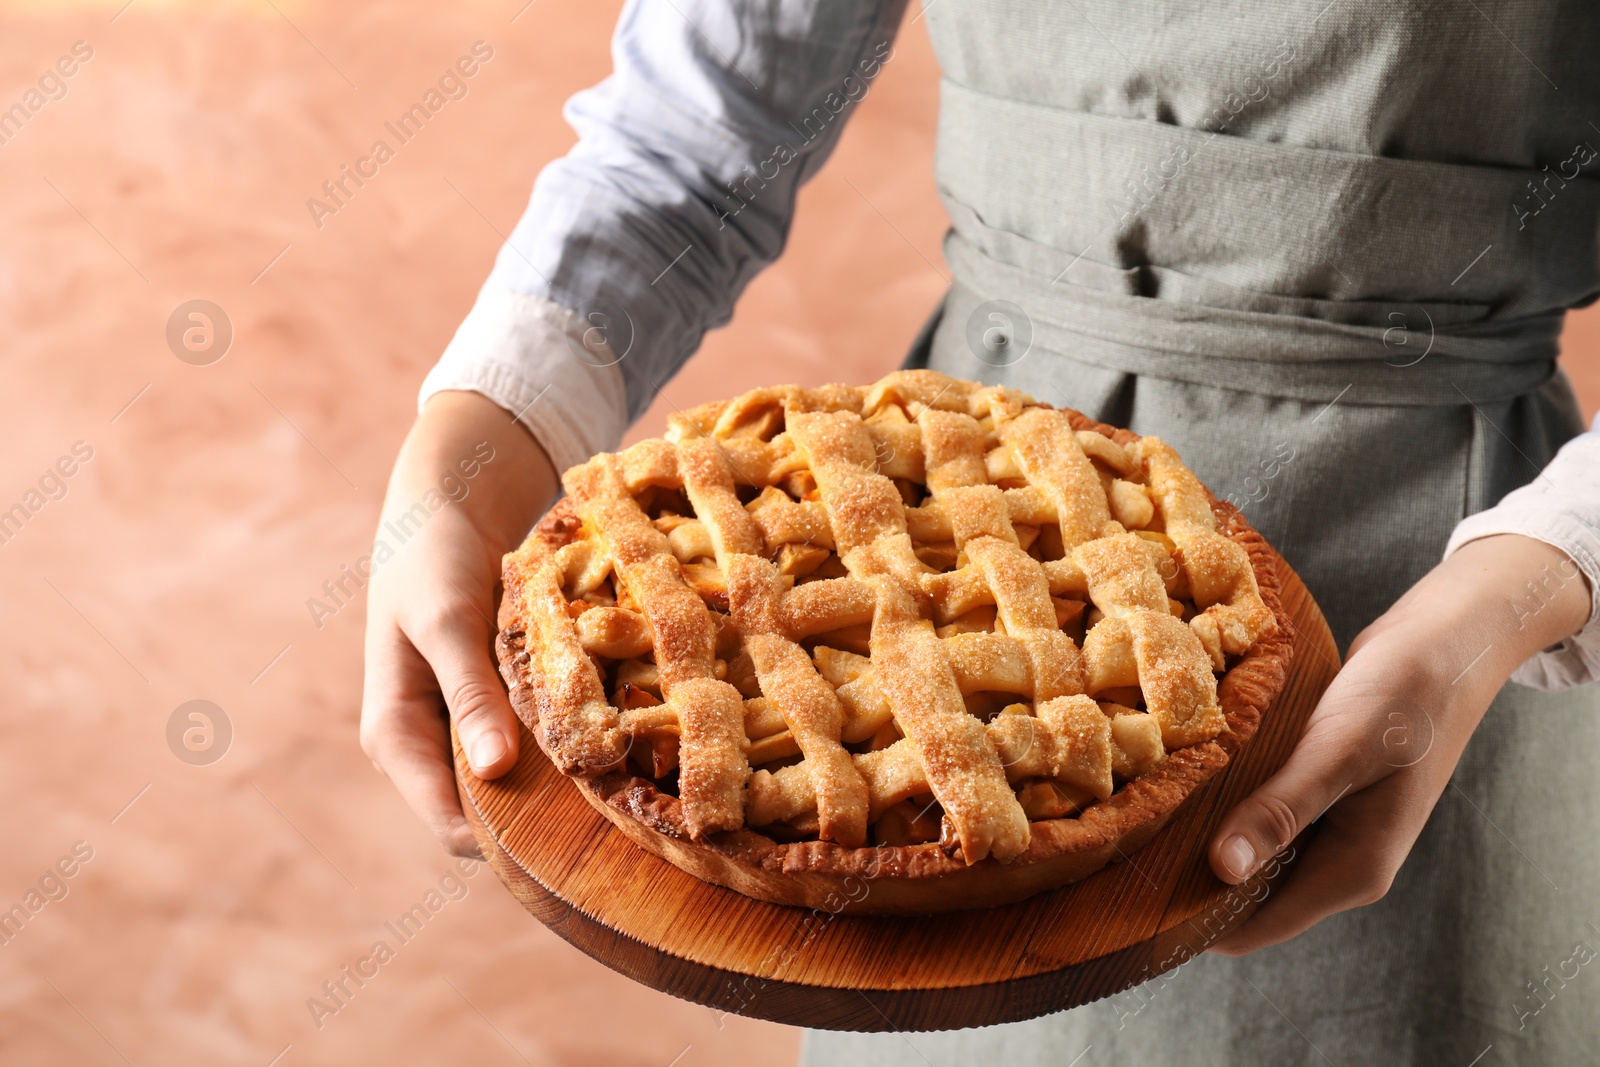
[1376,534,1592,705]
[388,389,559,557]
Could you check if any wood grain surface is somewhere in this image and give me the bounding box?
[454,553,1339,1032]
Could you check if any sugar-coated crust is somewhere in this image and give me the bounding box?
[493,400,1294,915]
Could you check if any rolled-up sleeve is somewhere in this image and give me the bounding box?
[421,0,907,466]
[1444,422,1600,690]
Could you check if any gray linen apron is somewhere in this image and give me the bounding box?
[805,2,1600,1063]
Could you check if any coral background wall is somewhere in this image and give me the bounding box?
[0,2,1594,1065]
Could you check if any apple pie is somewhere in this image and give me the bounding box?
[494,371,1291,914]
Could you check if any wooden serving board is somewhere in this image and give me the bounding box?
[454,553,1338,1032]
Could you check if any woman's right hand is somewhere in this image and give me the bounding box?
[360,390,557,857]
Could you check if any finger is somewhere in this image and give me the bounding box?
[399,590,521,781]
[1208,713,1379,885]
[1208,780,1420,955]
[361,626,483,859]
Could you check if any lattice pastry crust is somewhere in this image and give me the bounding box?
[494,371,1292,914]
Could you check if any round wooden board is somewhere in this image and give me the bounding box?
[454,552,1339,1032]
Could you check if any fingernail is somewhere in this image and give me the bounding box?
[447,815,484,861]
[469,730,508,770]
[1222,835,1257,880]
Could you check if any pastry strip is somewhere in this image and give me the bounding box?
[727,553,871,846]
[1000,407,1110,548]
[791,411,1030,863]
[564,455,748,836]
[520,560,627,774]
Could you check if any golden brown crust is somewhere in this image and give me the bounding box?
[493,376,1294,914]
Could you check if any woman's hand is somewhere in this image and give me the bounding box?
[360,391,557,857]
[1207,533,1592,954]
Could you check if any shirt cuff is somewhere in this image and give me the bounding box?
[418,290,627,476]
[1445,488,1600,692]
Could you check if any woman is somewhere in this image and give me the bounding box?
[359,1,1600,1061]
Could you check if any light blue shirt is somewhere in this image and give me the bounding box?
[423,0,904,457]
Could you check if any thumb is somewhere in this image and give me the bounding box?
[403,594,521,780]
[1208,723,1373,884]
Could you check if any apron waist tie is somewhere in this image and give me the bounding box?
[943,232,1561,407]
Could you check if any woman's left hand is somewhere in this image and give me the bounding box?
[1207,533,1592,955]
